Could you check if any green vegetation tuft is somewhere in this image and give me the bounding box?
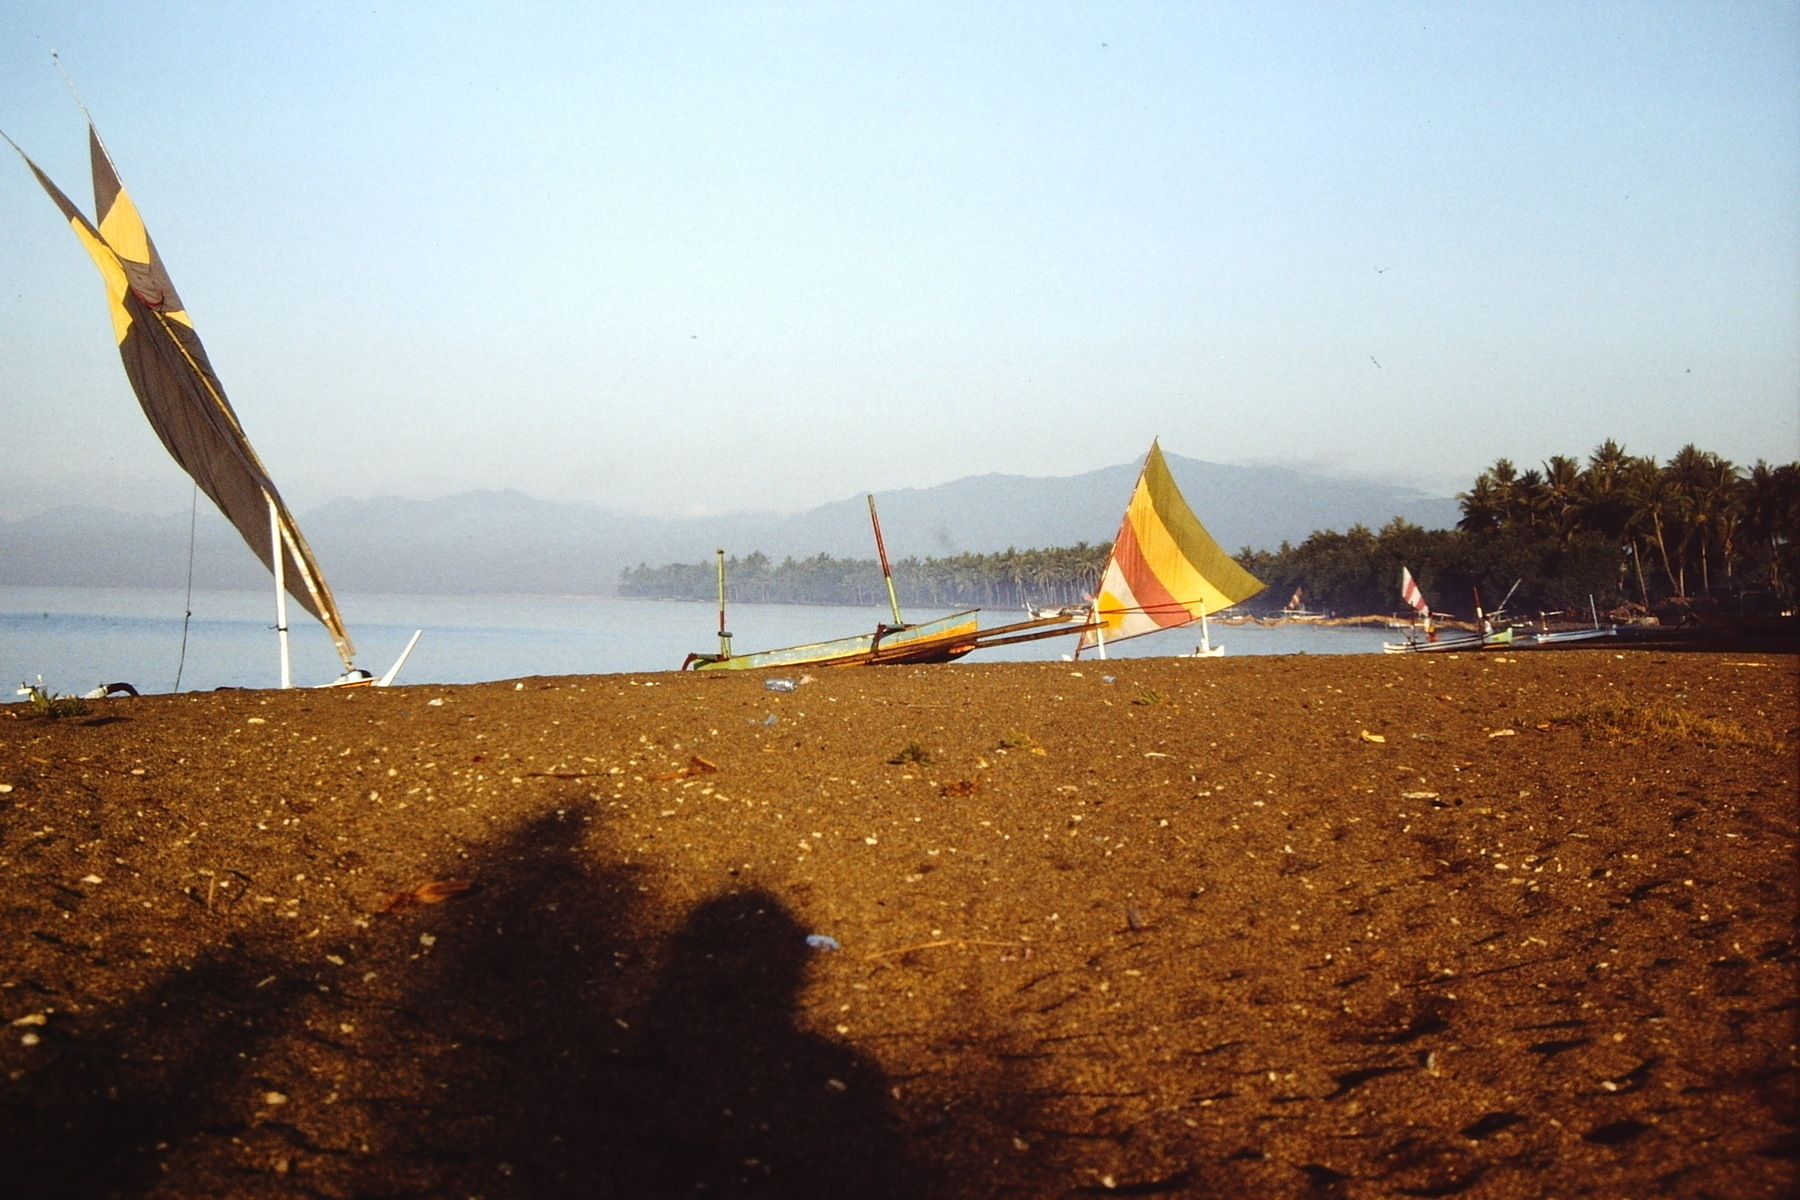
[1131,689,1170,707]
[19,682,89,719]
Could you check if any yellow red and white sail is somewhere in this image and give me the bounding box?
[1080,441,1266,651]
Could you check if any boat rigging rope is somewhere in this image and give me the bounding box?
[172,482,198,692]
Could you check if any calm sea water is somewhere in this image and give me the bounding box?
[1,586,1396,694]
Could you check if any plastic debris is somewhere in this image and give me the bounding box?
[805,934,842,951]
[1359,730,1387,743]
[764,678,799,692]
[1102,675,1116,685]
[1126,907,1148,932]
[762,713,779,726]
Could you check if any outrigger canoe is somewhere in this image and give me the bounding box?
[682,608,1091,672]
[683,496,1096,671]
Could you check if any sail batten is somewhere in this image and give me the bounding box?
[1080,441,1266,650]
[10,123,354,667]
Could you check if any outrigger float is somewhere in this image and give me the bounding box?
[682,496,1096,671]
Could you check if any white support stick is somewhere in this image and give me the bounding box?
[270,496,291,689]
[377,630,424,687]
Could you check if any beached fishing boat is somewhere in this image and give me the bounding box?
[1076,440,1267,658]
[1384,626,1513,654]
[7,115,417,688]
[684,499,1091,670]
[1527,596,1618,645]
[1383,570,1516,653]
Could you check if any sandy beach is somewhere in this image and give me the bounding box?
[2,648,1794,1198]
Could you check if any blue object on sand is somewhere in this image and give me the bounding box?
[805,934,841,951]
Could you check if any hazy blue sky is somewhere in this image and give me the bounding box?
[3,2,1796,520]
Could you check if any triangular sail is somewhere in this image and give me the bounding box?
[1400,567,1430,616]
[9,124,353,667]
[1079,441,1266,650]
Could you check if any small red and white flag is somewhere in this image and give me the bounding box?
[1400,567,1430,616]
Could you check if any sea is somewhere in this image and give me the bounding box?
[1,585,1397,695]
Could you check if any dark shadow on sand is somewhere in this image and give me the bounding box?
[1,802,929,1198]
[361,802,929,1198]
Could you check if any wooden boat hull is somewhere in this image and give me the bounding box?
[1383,627,1515,654]
[685,611,983,671]
[1528,627,1618,645]
[683,610,1096,671]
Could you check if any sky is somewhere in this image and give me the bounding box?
[2,1,1796,521]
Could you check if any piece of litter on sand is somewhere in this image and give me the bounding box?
[761,713,779,726]
[1126,908,1148,932]
[765,678,798,692]
[806,934,842,951]
[379,878,476,913]
[1359,730,1387,744]
[650,755,719,782]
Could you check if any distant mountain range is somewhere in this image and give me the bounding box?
[0,454,1459,596]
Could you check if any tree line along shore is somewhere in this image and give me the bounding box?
[619,442,1799,620]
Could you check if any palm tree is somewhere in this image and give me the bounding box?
[1739,460,1800,599]
[1539,455,1583,545]
[1621,455,1682,598]
[1664,445,1740,596]
[1457,475,1504,534]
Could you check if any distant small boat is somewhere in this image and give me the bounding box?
[1527,595,1617,645]
[1276,587,1329,621]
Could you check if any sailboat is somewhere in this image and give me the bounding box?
[6,117,418,689]
[1382,569,1510,653]
[1078,440,1266,659]
[683,496,1092,670]
[1277,585,1329,621]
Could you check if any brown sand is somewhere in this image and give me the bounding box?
[2,649,1795,1198]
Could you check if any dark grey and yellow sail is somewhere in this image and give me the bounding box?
[6,123,354,669]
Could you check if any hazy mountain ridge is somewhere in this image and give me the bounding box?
[0,456,1458,595]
